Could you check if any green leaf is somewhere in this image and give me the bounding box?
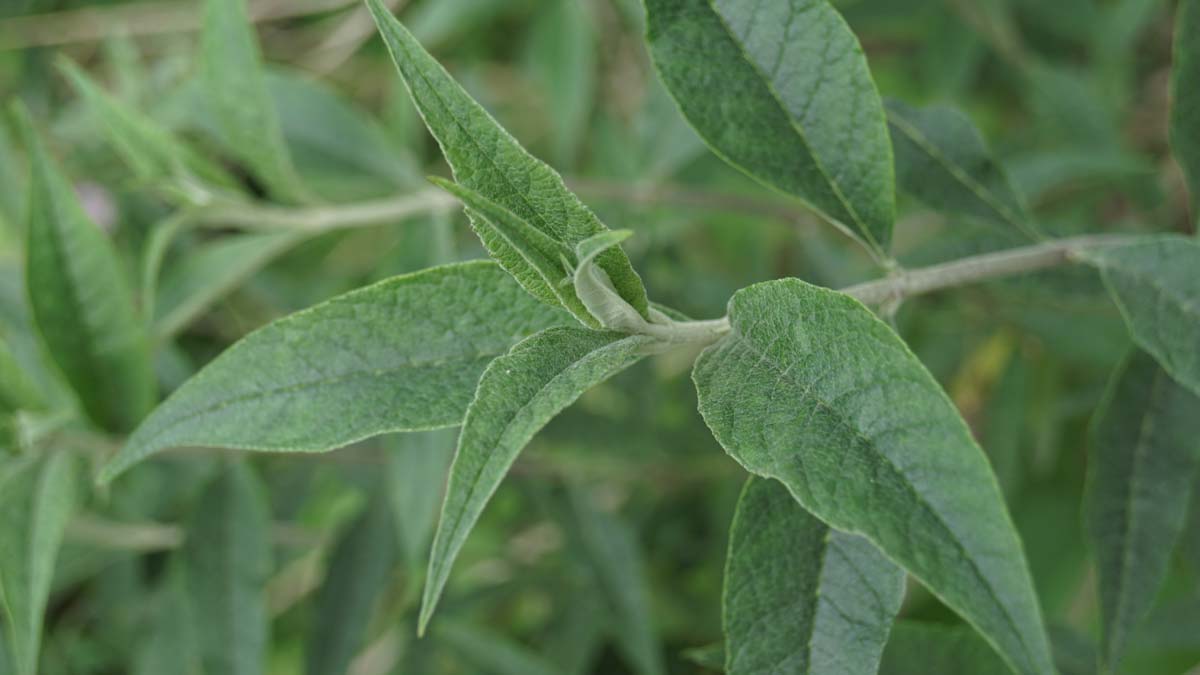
[879,623,1011,675]
[134,568,200,675]
[435,620,559,675]
[1172,0,1200,225]
[692,279,1054,675]
[15,106,154,433]
[306,491,397,675]
[365,0,649,317]
[644,0,894,253]
[100,262,569,482]
[182,462,271,675]
[385,429,456,571]
[0,453,76,675]
[523,0,596,166]
[0,336,44,413]
[1084,349,1200,668]
[724,477,904,675]
[1083,235,1200,396]
[420,326,653,632]
[886,100,1036,239]
[201,0,305,203]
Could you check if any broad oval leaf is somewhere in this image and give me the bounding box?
[0,453,76,675]
[100,262,570,482]
[644,0,894,253]
[1083,235,1200,396]
[17,108,155,433]
[366,0,650,317]
[724,477,904,675]
[1084,349,1200,668]
[693,279,1054,675]
[420,327,653,632]
[1172,0,1200,223]
[886,100,1036,239]
[183,462,271,675]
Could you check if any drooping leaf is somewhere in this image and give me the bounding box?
[886,99,1036,239]
[201,0,305,202]
[1171,0,1200,224]
[385,429,456,571]
[182,462,271,675]
[306,491,397,675]
[420,327,653,632]
[1082,235,1200,396]
[101,262,569,482]
[15,106,154,433]
[1084,349,1200,668]
[879,623,1011,675]
[724,477,904,675]
[644,0,894,253]
[0,453,76,675]
[365,0,649,316]
[693,279,1054,675]
[435,620,560,675]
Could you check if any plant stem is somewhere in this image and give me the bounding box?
[196,188,459,231]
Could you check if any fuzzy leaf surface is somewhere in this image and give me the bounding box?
[693,279,1053,675]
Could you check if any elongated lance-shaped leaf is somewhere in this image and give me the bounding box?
[1172,0,1200,226]
[420,327,654,633]
[724,477,904,675]
[15,105,154,434]
[879,623,1011,675]
[886,100,1037,239]
[365,0,650,317]
[1084,349,1200,668]
[644,0,895,254]
[428,177,596,326]
[693,279,1054,675]
[386,429,456,571]
[201,0,306,203]
[306,491,398,675]
[1082,235,1200,397]
[101,262,570,483]
[0,453,75,675]
[183,462,271,675]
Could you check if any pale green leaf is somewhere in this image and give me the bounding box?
[101,262,569,482]
[1083,235,1200,396]
[182,462,271,675]
[0,453,76,675]
[886,100,1036,239]
[1172,0,1200,225]
[385,429,456,571]
[644,0,894,253]
[724,477,904,675]
[879,623,1010,675]
[524,0,596,166]
[16,106,154,433]
[365,0,649,316]
[306,491,397,675]
[436,620,559,675]
[693,279,1054,675]
[1084,349,1200,668]
[201,0,306,203]
[0,336,44,413]
[420,327,653,632]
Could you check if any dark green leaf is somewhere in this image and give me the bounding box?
[421,327,652,632]
[644,0,894,253]
[1172,0,1200,224]
[693,279,1054,675]
[183,462,271,675]
[101,262,569,482]
[16,106,154,433]
[1084,349,1200,668]
[724,477,904,675]
[879,623,1010,675]
[366,0,649,316]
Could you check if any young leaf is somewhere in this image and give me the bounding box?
[1171,0,1200,224]
[201,0,306,203]
[879,623,1011,675]
[1083,235,1200,396]
[100,262,569,483]
[724,477,905,675]
[306,491,397,675]
[886,100,1037,239]
[182,462,271,675]
[644,0,894,254]
[365,0,650,316]
[692,279,1054,675]
[420,327,654,633]
[385,429,456,571]
[0,453,76,675]
[16,106,154,433]
[1084,349,1200,668]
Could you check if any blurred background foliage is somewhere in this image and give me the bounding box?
[0,0,1197,673]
